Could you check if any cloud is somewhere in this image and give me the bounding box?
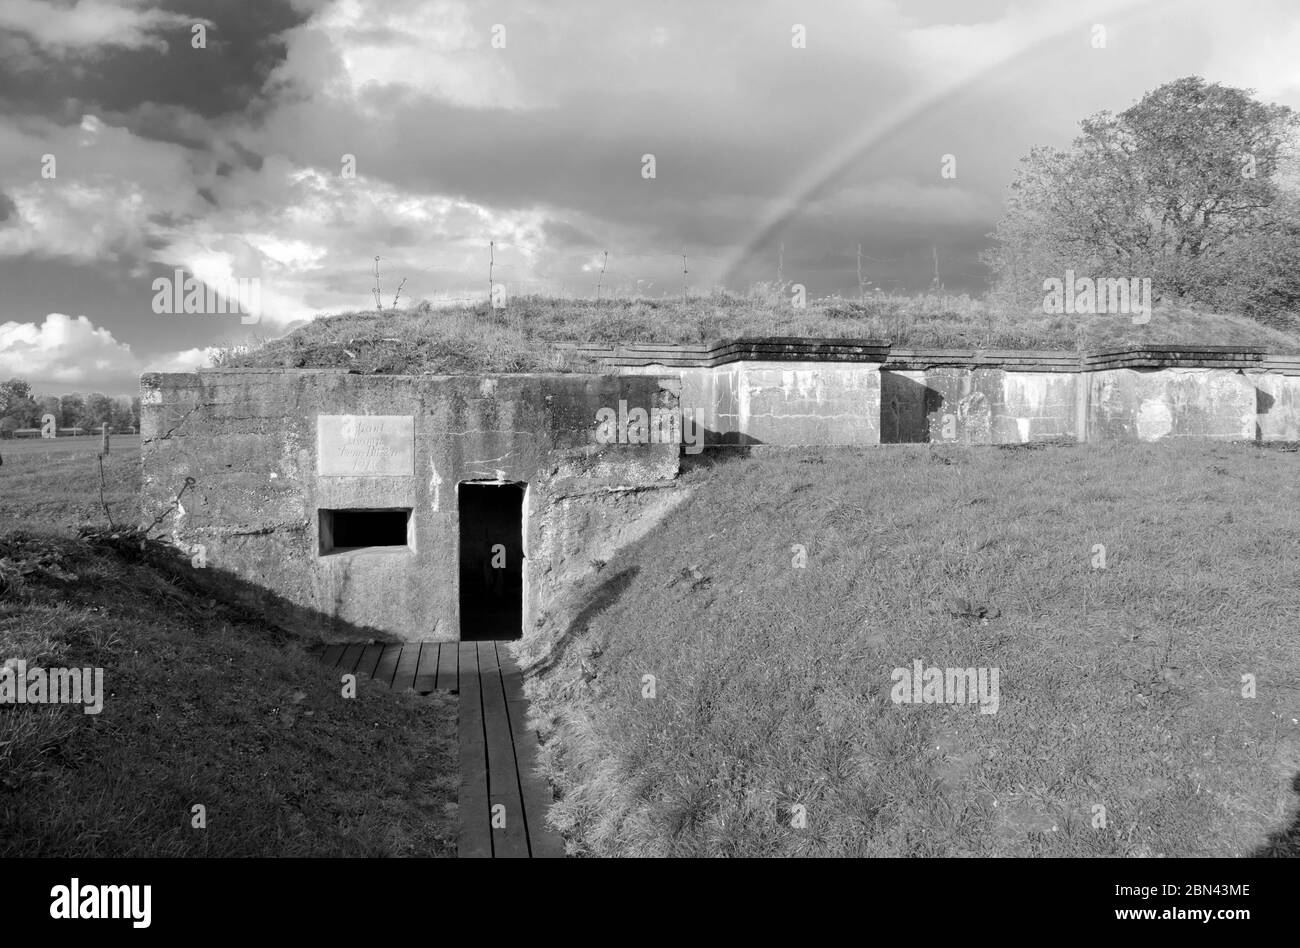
[0,312,221,394]
[145,346,219,373]
[271,0,532,111]
[0,112,206,264]
[0,0,201,56]
[0,312,138,391]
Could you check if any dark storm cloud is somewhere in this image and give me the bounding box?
[0,191,16,224]
[0,0,309,121]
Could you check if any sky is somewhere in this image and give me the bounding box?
[1,0,1300,396]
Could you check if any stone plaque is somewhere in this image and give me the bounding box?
[318,415,414,476]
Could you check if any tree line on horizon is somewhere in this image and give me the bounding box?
[0,378,140,436]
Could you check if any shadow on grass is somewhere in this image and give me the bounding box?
[1253,772,1300,857]
[678,430,765,476]
[76,529,409,645]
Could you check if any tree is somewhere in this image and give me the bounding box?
[985,77,1300,319]
[111,396,134,430]
[81,393,113,431]
[0,378,39,428]
[0,378,31,407]
[59,394,85,430]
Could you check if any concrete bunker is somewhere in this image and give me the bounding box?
[139,342,1300,646]
[139,369,683,645]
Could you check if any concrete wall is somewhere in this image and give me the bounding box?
[139,352,1300,643]
[1088,368,1256,442]
[670,361,1275,446]
[680,364,743,445]
[679,361,880,446]
[1247,371,1300,441]
[140,369,680,643]
[880,368,1079,444]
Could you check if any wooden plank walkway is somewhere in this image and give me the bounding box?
[315,640,565,859]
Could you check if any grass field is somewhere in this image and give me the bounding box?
[0,447,458,856]
[0,437,142,535]
[0,436,123,458]
[523,439,1300,857]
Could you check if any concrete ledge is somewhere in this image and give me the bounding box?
[560,338,1290,373]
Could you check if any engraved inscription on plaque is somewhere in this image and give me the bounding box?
[318,415,415,476]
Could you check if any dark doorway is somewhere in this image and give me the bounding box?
[458,482,525,641]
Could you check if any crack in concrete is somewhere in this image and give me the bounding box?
[141,403,205,445]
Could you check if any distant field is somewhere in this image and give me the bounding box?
[1,435,138,459]
[0,438,142,535]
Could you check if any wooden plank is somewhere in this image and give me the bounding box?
[414,643,440,693]
[371,644,402,688]
[320,644,344,668]
[497,643,565,859]
[457,642,491,859]
[391,644,422,693]
[338,644,365,675]
[436,641,458,693]
[479,642,529,858]
[476,637,500,676]
[356,644,384,679]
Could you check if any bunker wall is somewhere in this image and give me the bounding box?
[140,369,680,643]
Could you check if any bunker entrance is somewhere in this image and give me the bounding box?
[458,482,525,641]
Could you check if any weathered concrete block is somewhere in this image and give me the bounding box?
[737,362,881,445]
[1089,368,1255,441]
[920,367,995,445]
[680,365,743,445]
[996,372,1078,443]
[1249,371,1300,441]
[880,370,929,443]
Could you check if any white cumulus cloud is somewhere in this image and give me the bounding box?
[0,312,216,395]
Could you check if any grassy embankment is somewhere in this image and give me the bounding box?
[522,439,1300,857]
[0,439,457,856]
[215,290,1300,375]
